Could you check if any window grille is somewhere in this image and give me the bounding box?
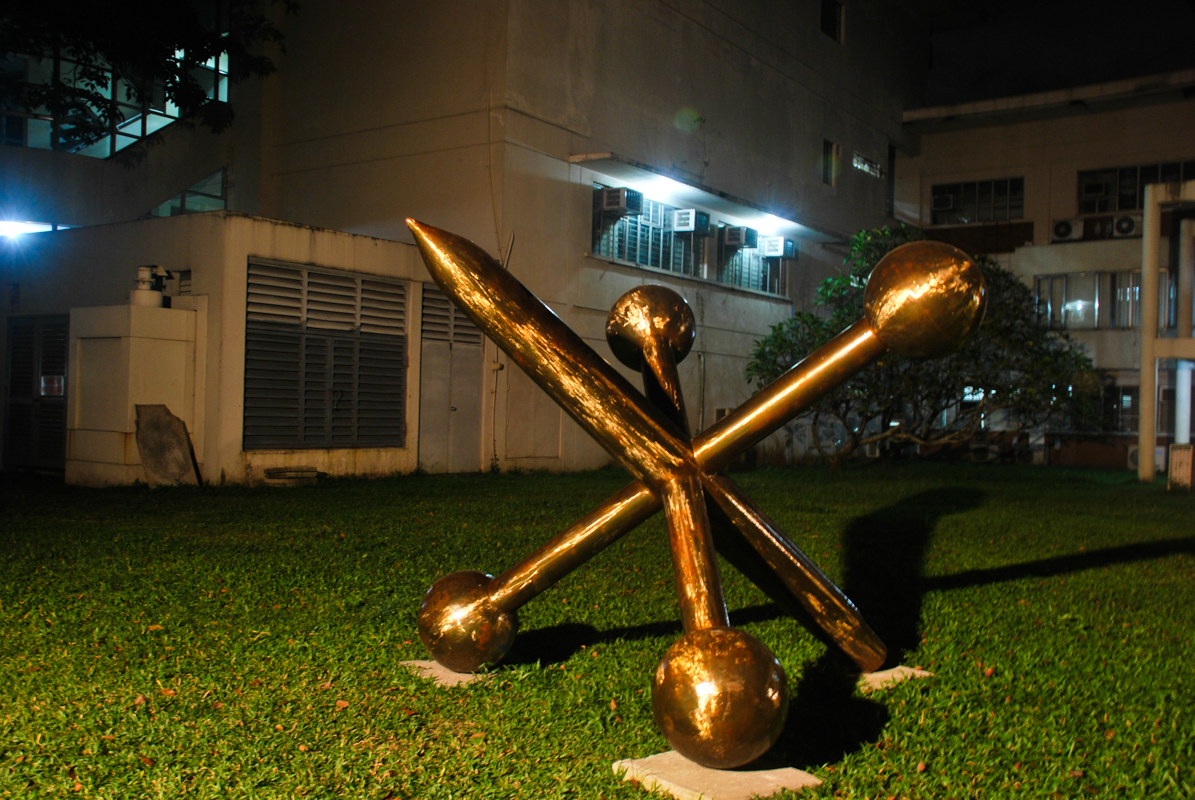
[243,261,408,450]
[1076,161,1195,215]
[590,185,791,295]
[1033,269,1172,331]
[931,178,1024,226]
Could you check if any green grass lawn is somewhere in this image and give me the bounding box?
[1,464,1192,799]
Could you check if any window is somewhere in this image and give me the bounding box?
[821,0,844,42]
[147,169,226,217]
[1033,269,1173,331]
[243,261,408,450]
[0,46,229,158]
[823,140,840,186]
[931,178,1024,226]
[1076,161,1195,215]
[852,152,881,179]
[590,185,792,295]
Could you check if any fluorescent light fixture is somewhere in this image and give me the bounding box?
[0,221,53,238]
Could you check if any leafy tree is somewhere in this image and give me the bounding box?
[0,0,297,145]
[746,225,1103,466]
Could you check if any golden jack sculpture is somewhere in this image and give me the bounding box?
[408,219,986,769]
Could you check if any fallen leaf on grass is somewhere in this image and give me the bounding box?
[213,702,224,710]
[916,761,927,773]
[319,682,333,690]
[160,689,176,697]
[133,695,147,706]
[146,625,163,632]
[984,667,995,677]
[275,724,284,731]
[138,755,155,766]
[335,700,349,710]
[1069,769,1084,778]
[298,744,309,752]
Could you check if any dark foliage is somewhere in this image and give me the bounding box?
[0,0,297,142]
[747,225,1103,465]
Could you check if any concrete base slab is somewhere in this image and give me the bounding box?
[858,665,934,693]
[400,660,486,687]
[614,751,821,800]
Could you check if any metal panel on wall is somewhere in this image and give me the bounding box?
[243,261,407,450]
[418,284,483,473]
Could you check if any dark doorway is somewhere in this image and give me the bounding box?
[4,315,69,470]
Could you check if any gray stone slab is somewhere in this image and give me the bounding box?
[400,660,487,687]
[857,665,934,693]
[614,751,821,800]
[134,404,200,487]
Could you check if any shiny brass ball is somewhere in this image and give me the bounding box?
[605,285,696,370]
[417,571,517,673]
[651,628,789,769]
[864,240,987,359]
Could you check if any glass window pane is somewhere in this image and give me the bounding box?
[1140,164,1160,188]
[1065,274,1098,329]
[184,193,225,213]
[992,179,1008,220]
[959,182,978,223]
[1008,177,1024,219]
[977,181,993,221]
[189,170,224,195]
[26,118,52,149]
[1160,162,1181,184]
[1118,167,1138,211]
[1184,161,1195,183]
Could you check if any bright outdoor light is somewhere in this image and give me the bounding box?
[0,221,53,237]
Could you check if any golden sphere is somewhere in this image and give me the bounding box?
[651,628,788,769]
[863,240,987,359]
[417,571,517,673]
[606,285,696,370]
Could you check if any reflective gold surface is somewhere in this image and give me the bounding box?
[652,628,788,769]
[406,221,985,769]
[864,240,986,359]
[417,571,517,673]
[408,221,693,493]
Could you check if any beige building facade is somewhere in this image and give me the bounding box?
[2,0,930,483]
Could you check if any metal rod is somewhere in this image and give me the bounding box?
[662,473,729,632]
[701,472,886,671]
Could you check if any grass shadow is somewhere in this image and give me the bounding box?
[767,485,986,769]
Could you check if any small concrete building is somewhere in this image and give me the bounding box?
[2,0,932,483]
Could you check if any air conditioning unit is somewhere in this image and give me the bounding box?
[723,226,758,248]
[600,187,643,216]
[672,208,712,236]
[1112,213,1143,238]
[1052,218,1084,242]
[760,236,795,258]
[1126,444,1168,471]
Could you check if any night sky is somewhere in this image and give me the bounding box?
[925,0,1195,106]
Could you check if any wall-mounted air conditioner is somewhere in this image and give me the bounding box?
[760,236,795,258]
[1112,213,1143,238]
[723,226,758,248]
[1052,218,1084,242]
[672,209,712,236]
[601,187,643,216]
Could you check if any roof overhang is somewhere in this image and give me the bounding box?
[569,153,840,243]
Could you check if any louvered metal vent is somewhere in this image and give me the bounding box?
[422,284,482,346]
[243,261,407,451]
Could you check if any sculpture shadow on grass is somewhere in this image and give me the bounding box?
[767,485,986,769]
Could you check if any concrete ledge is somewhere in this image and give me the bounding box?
[857,665,934,693]
[400,660,487,687]
[614,751,821,800]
